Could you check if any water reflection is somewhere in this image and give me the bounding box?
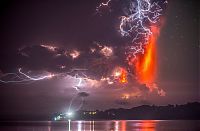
[121,120,126,131]
[77,121,82,131]
[0,120,197,131]
[134,120,156,131]
[67,120,157,131]
[114,121,119,131]
[113,120,126,131]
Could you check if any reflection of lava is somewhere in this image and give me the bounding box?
[140,120,156,131]
[121,120,126,131]
[134,26,160,90]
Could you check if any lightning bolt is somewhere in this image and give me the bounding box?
[119,0,166,59]
[97,0,167,95]
[96,0,112,12]
[0,68,55,84]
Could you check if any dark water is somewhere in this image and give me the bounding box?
[0,120,199,131]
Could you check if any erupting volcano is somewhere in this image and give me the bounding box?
[134,26,159,87]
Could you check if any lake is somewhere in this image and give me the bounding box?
[0,120,199,131]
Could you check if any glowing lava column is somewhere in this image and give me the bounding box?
[134,26,160,91]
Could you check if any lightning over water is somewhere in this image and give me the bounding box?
[0,0,168,120]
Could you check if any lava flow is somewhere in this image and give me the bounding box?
[134,26,160,90]
[119,68,127,84]
[113,67,128,84]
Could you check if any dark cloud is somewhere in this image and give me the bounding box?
[115,99,130,106]
[78,92,90,97]
[137,100,152,106]
[0,0,198,120]
[11,43,127,80]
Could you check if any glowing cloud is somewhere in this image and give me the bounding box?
[113,67,128,84]
[40,44,58,52]
[69,50,81,59]
[100,46,113,58]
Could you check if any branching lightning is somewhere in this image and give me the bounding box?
[0,67,93,119]
[0,0,168,120]
[18,68,55,81]
[97,0,166,58]
[96,0,112,12]
[97,0,167,95]
[119,0,164,59]
[0,68,55,84]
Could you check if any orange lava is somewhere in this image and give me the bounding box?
[134,26,160,88]
[119,68,128,83]
[113,67,128,84]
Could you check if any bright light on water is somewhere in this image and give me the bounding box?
[0,120,197,131]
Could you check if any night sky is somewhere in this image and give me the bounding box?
[0,0,199,120]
